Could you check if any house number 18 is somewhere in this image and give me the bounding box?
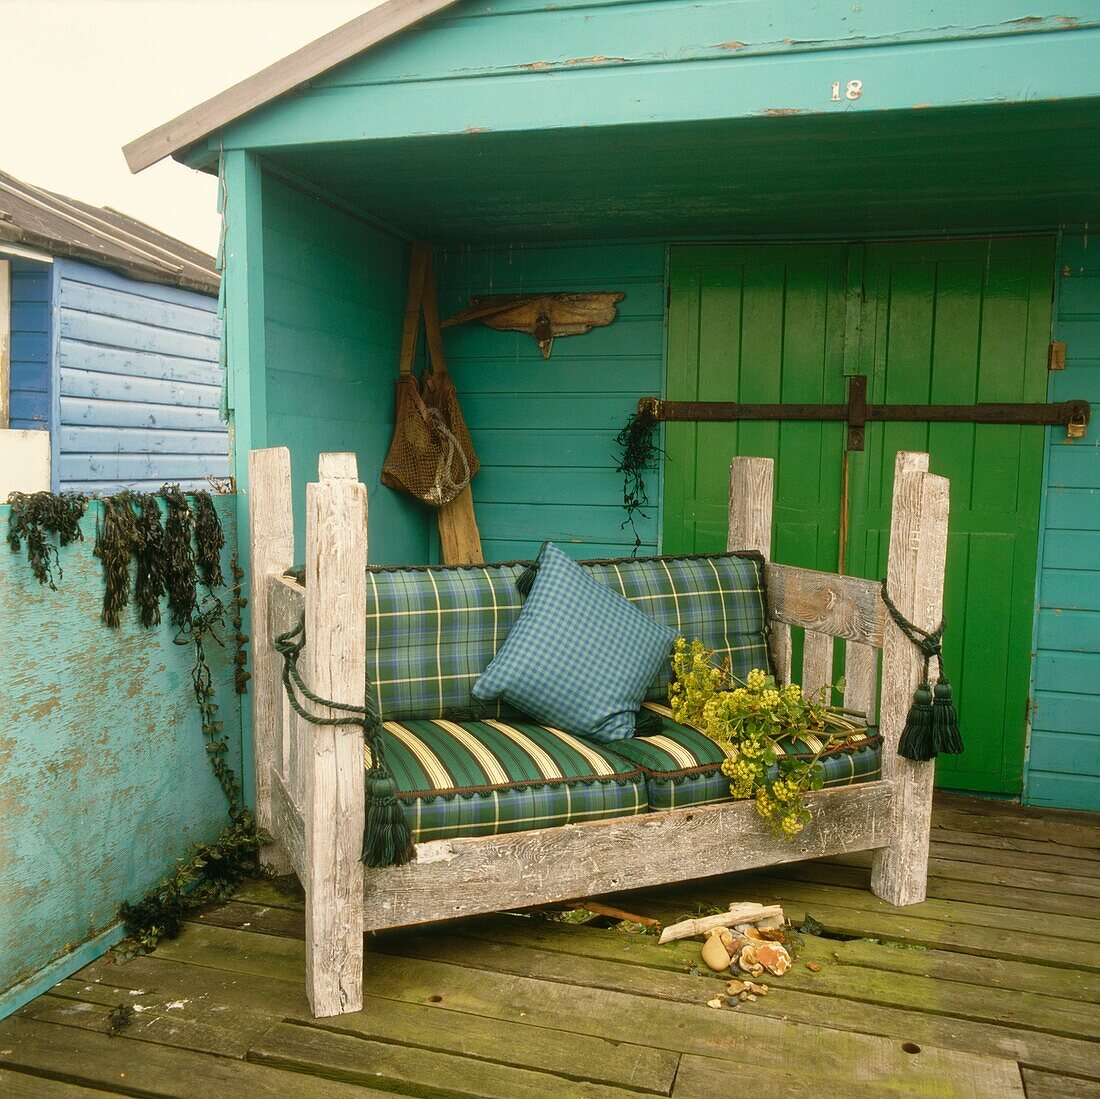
[831,80,863,101]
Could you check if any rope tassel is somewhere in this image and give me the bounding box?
[274,615,414,868]
[880,583,964,762]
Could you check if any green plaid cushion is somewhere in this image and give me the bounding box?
[358,550,769,723]
[473,543,679,742]
[370,716,647,842]
[580,553,770,700]
[606,703,883,811]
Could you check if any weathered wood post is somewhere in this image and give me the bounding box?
[248,446,295,874]
[871,451,950,906]
[303,452,367,1017]
[728,457,791,682]
[727,456,773,557]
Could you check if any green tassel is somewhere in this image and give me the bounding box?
[931,677,963,756]
[897,683,935,762]
[362,770,414,868]
[633,707,662,736]
[516,561,538,598]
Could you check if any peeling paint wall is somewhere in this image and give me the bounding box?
[0,495,242,1013]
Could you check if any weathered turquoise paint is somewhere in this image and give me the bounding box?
[1026,232,1100,811]
[436,241,667,560]
[0,496,242,1017]
[215,2,1100,152]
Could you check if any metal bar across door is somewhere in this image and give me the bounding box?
[639,378,1090,451]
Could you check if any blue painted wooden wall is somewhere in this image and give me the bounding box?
[437,242,666,560]
[53,259,228,493]
[0,495,242,1017]
[7,256,52,431]
[1026,233,1100,811]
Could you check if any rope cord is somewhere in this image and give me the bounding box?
[879,582,944,679]
[273,613,414,867]
[273,614,391,765]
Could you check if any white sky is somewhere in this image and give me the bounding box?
[1,1,384,255]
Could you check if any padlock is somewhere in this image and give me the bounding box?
[1067,412,1087,439]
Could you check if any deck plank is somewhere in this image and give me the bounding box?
[0,1068,125,1097]
[0,1015,383,1097]
[673,1049,1024,1099]
[148,921,1017,1090]
[65,953,679,1095]
[249,1020,659,1098]
[1021,1069,1100,1098]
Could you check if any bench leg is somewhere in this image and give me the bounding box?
[303,454,366,1016]
[870,453,949,907]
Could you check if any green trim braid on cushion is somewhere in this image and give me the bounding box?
[606,704,883,811]
[368,717,648,843]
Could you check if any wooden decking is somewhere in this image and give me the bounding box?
[2,794,1099,1098]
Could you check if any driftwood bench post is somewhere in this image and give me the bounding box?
[248,447,948,1018]
[250,447,367,1016]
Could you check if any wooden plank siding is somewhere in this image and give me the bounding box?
[0,496,242,1018]
[1026,232,1100,811]
[436,242,666,561]
[53,259,227,493]
[257,173,428,565]
[6,256,52,431]
[216,1,1100,153]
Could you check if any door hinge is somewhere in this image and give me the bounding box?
[1048,341,1066,371]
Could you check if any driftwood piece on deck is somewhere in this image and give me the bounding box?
[657,904,784,944]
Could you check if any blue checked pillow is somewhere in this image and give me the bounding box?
[472,542,679,743]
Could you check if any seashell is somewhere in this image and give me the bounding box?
[701,930,733,972]
[707,996,726,1009]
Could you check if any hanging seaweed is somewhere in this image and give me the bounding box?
[7,491,88,589]
[160,484,197,629]
[193,490,225,589]
[133,492,166,628]
[95,491,141,627]
[614,401,663,552]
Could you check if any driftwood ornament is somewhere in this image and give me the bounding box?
[442,292,625,358]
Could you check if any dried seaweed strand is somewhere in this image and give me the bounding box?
[6,491,88,589]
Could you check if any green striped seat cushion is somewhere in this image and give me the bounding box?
[371,717,648,843]
[606,704,883,812]
[354,551,769,723]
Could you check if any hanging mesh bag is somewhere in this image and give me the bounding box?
[381,243,479,508]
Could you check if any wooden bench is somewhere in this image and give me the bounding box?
[248,447,949,1018]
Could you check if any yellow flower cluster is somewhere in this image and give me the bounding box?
[667,637,855,840]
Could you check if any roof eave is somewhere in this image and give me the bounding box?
[124,0,460,174]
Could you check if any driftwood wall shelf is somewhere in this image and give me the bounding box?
[442,291,625,358]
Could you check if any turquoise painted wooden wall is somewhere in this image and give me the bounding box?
[0,496,242,1017]
[258,175,430,565]
[1026,233,1100,811]
[436,242,666,560]
[54,259,227,493]
[7,256,51,431]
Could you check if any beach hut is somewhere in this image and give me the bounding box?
[0,168,226,494]
[126,0,1100,811]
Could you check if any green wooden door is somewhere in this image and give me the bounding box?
[665,238,1054,795]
